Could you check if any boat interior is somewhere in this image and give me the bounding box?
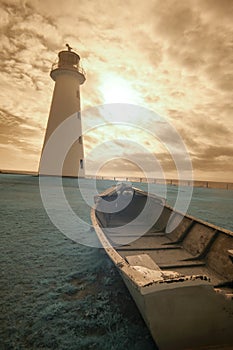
[95,185,233,298]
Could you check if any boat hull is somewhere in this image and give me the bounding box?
[91,184,233,349]
[121,270,233,349]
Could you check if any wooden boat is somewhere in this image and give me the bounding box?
[91,183,233,350]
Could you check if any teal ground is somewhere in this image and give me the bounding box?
[1,174,232,349]
[0,175,156,350]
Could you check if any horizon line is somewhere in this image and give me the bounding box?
[0,169,232,187]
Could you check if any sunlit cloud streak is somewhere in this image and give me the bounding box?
[0,0,232,181]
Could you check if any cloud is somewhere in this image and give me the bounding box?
[0,0,232,181]
[0,107,43,170]
[0,108,42,151]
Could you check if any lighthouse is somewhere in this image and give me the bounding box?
[39,44,86,177]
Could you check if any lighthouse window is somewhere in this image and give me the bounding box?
[78,136,82,144]
[80,159,83,169]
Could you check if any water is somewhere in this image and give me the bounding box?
[0,174,232,350]
[134,181,233,231]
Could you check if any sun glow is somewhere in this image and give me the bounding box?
[100,75,140,104]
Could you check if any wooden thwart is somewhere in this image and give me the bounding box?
[159,260,205,269]
[125,254,161,271]
[116,245,182,251]
[106,233,165,238]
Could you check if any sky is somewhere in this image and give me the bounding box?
[0,0,233,181]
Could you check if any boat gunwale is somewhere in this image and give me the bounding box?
[91,206,148,289]
[96,184,233,238]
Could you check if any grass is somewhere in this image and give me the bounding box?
[0,175,156,350]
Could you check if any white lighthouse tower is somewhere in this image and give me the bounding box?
[39,44,86,177]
